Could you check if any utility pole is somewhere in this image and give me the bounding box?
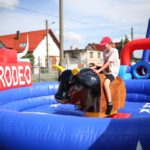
[59,0,64,66]
[131,27,134,40]
[45,20,49,71]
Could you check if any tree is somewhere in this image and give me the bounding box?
[116,39,123,57]
[116,35,130,58]
[23,52,35,66]
[124,35,129,45]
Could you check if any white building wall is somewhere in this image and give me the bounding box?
[87,50,103,65]
[33,34,60,67]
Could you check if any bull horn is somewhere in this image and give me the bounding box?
[17,35,29,59]
[53,65,65,72]
[72,68,80,75]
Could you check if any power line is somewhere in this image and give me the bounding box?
[0,2,87,25]
[0,2,56,17]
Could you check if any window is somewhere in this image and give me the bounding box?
[19,42,27,48]
[90,52,93,58]
[0,42,4,48]
[98,52,101,58]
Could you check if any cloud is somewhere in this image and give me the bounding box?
[133,50,143,58]
[0,0,20,9]
[63,31,85,49]
[65,31,84,42]
[64,0,150,25]
[63,0,149,41]
[0,11,50,35]
[0,0,149,49]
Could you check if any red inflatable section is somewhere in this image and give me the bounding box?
[110,113,131,118]
[0,48,32,91]
[121,38,150,66]
[0,48,17,63]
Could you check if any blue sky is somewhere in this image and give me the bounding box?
[0,0,150,57]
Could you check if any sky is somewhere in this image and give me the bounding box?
[0,0,150,57]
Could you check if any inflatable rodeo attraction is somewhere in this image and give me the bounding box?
[0,19,150,150]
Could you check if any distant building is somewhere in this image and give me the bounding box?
[0,29,60,73]
[64,43,104,69]
[85,43,105,65]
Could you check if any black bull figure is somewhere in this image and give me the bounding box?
[55,68,125,112]
[55,68,101,112]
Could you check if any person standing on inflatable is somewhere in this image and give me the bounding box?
[90,36,120,115]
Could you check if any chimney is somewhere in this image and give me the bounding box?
[16,31,20,40]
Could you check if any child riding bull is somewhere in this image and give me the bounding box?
[54,36,123,116]
[90,36,120,115]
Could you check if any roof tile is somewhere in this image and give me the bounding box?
[0,29,59,52]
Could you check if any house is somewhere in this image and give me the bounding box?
[85,43,105,65]
[0,29,60,73]
[64,42,121,69]
[64,43,104,69]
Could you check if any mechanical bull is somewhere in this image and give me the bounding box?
[54,65,126,117]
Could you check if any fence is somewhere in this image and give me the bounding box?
[31,57,103,82]
[31,66,59,82]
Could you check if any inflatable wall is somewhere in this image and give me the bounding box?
[119,38,150,79]
[142,18,150,62]
[0,81,150,150]
[119,18,150,80]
